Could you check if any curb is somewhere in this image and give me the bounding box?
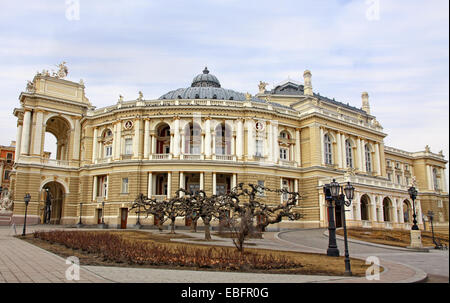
[323,229,430,252]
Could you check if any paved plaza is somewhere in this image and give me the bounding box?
[0,224,446,283]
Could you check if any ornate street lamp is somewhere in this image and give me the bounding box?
[408,186,419,230]
[323,179,355,275]
[323,179,340,257]
[22,193,31,236]
[427,210,440,249]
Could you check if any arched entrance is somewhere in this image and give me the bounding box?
[41,181,65,224]
[383,197,392,222]
[360,194,370,221]
[403,200,412,223]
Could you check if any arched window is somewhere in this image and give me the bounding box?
[102,128,113,158]
[185,123,201,154]
[215,123,232,155]
[324,134,332,165]
[360,195,370,221]
[365,144,372,172]
[433,168,439,190]
[345,139,353,168]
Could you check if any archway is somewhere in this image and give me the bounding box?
[155,123,171,154]
[215,123,232,155]
[360,194,370,221]
[403,200,412,223]
[41,181,65,224]
[383,197,392,222]
[44,116,71,161]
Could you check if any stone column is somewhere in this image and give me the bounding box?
[247,119,254,159]
[232,173,237,188]
[115,122,121,159]
[392,199,399,223]
[92,127,98,163]
[320,127,325,165]
[356,137,361,170]
[32,110,44,156]
[361,139,366,172]
[181,133,186,155]
[151,134,156,155]
[92,176,98,201]
[295,129,301,166]
[173,118,180,157]
[72,117,81,160]
[273,122,279,163]
[205,118,211,158]
[200,172,204,191]
[20,110,32,155]
[167,172,172,199]
[133,119,140,159]
[336,132,342,169]
[15,123,23,162]
[416,200,423,224]
[144,119,150,159]
[371,197,377,222]
[179,172,184,197]
[375,143,381,175]
[212,173,217,195]
[148,172,153,197]
[355,193,362,221]
[236,119,243,160]
[341,134,346,168]
[426,165,433,190]
[266,121,272,160]
[441,167,447,192]
[398,200,405,223]
[212,133,216,156]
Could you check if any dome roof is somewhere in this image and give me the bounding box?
[191,67,221,88]
[159,67,263,102]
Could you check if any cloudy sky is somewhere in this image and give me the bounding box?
[0,0,448,180]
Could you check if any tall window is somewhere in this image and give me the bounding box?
[280,148,288,160]
[324,134,332,165]
[255,139,264,157]
[97,175,108,197]
[124,138,133,155]
[121,178,129,193]
[6,153,13,163]
[433,168,439,190]
[105,145,112,157]
[215,123,231,155]
[365,144,372,172]
[185,123,201,154]
[345,139,353,168]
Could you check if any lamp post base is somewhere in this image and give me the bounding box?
[327,247,340,257]
[409,229,423,248]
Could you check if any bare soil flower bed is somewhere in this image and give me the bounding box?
[23,230,373,276]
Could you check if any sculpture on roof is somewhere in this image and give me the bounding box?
[26,80,36,93]
[52,61,68,79]
[245,92,251,101]
[138,91,144,101]
[425,145,430,153]
[258,81,268,94]
[118,94,124,103]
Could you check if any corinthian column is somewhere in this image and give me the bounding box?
[236,119,243,160]
[144,119,150,159]
[205,118,211,158]
[21,110,32,155]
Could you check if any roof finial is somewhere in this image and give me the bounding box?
[203,66,209,74]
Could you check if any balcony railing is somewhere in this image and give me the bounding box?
[213,154,235,161]
[151,154,171,160]
[181,154,203,160]
[280,160,296,167]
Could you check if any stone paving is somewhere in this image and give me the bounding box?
[0,224,439,283]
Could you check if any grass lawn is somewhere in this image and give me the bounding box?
[336,227,449,248]
[19,230,376,277]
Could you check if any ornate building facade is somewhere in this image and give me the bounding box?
[9,64,449,230]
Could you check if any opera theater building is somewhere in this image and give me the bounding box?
[9,65,449,231]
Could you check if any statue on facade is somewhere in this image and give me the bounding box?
[26,80,36,93]
[44,189,53,224]
[245,92,251,101]
[0,190,13,212]
[425,145,430,153]
[52,62,68,79]
[410,176,418,187]
[138,91,144,101]
[118,94,124,103]
[258,81,268,94]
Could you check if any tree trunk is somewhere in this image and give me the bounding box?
[191,217,198,233]
[203,217,212,240]
[170,217,176,234]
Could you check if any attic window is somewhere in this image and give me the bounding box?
[195,94,200,99]
[212,94,217,99]
[229,97,234,100]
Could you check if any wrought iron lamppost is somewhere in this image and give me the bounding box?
[408,186,419,230]
[340,181,355,276]
[427,210,440,249]
[22,193,31,236]
[101,200,106,228]
[323,179,340,257]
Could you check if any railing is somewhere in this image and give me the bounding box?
[280,160,296,167]
[96,157,112,164]
[384,222,393,229]
[40,158,74,167]
[214,154,235,161]
[151,154,171,160]
[361,220,372,228]
[181,154,203,160]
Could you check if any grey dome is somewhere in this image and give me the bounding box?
[159,87,252,101]
[191,67,221,88]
